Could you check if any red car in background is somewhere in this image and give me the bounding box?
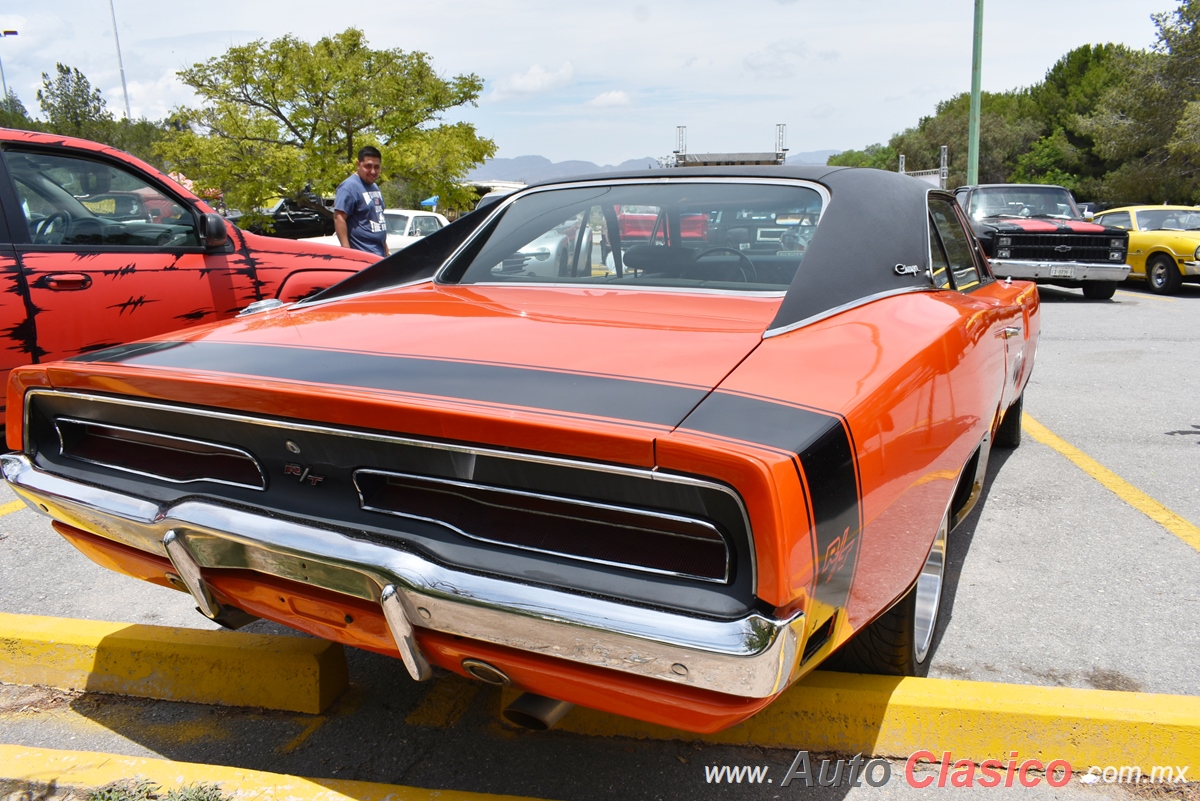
[617,209,709,242]
[0,128,376,418]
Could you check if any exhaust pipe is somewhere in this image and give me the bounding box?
[502,692,574,731]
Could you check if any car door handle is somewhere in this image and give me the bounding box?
[997,326,1022,339]
[36,273,93,291]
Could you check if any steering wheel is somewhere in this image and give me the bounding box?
[695,246,758,282]
[34,211,72,245]
[155,229,190,247]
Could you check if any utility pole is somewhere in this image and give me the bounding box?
[0,30,17,113]
[966,0,984,185]
[108,0,132,119]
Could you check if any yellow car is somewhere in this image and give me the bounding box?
[1093,205,1200,294]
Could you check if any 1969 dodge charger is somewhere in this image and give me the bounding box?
[2,166,1039,733]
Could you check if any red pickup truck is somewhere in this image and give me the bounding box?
[0,128,376,418]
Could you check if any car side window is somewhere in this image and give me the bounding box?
[386,214,410,236]
[928,214,952,289]
[412,216,442,236]
[1099,211,1131,230]
[929,197,982,291]
[5,149,199,248]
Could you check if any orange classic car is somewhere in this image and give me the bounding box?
[2,167,1039,733]
[0,128,377,420]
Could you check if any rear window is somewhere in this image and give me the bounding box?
[443,182,825,292]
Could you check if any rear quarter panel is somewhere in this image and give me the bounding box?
[662,290,1017,649]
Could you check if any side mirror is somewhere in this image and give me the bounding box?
[202,212,229,249]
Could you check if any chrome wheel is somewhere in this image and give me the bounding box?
[912,512,948,664]
[1147,255,1182,294]
[1149,261,1167,290]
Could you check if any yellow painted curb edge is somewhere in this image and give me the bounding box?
[0,612,348,714]
[0,744,548,801]
[541,671,1200,772]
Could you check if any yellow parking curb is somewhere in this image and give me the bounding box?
[0,745,546,801]
[0,613,347,714]
[528,671,1200,771]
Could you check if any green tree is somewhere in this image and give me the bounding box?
[37,63,113,140]
[827,143,896,170]
[1079,1,1200,203]
[157,28,495,225]
[828,41,1145,197]
[105,118,171,169]
[833,91,1042,187]
[1015,44,1134,196]
[1010,127,1084,188]
[1032,44,1131,131]
[891,91,1043,186]
[0,89,40,130]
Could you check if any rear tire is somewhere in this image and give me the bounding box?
[1147,254,1182,295]
[1082,281,1117,300]
[826,511,947,676]
[994,392,1023,449]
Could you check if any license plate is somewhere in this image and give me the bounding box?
[1050,265,1075,278]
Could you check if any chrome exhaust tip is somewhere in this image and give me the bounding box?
[462,659,511,686]
[502,692,574,731]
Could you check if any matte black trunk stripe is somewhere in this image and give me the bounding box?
[73,341,709,428]
[679,390,861,611]
[677,391,835,455]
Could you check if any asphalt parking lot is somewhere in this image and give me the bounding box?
[1,281,1198,800]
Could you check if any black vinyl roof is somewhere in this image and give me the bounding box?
[309,166,939,334]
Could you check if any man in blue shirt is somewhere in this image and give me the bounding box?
[334,146,388,257]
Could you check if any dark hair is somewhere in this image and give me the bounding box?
[357,146,382,162]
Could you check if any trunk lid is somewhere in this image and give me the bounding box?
[46,284,782,465]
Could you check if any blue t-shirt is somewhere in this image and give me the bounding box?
[334,173,387,257]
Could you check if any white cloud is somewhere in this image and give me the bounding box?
[744,40,809,80]
[586,90,630,108]
[0,0,1172,164]
[120,72,192,120]
[490,62,575,101]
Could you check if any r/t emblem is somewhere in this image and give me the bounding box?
[284,463,325,486]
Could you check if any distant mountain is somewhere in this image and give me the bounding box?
[466,156,658,184]
[466,149,842,184]
[787,150,841,166]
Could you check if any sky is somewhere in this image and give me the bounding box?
[0,0,1176,166]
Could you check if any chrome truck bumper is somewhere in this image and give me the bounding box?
[2,453,805,698]
[989,259,1130,282]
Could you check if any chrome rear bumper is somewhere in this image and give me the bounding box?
[2,453,804,698]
